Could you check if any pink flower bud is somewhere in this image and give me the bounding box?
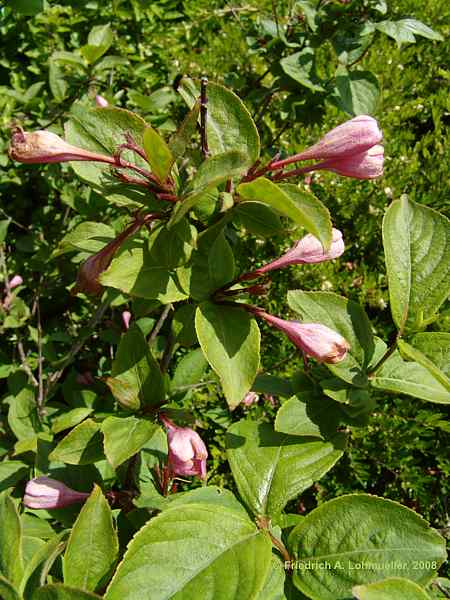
[122,310,132,330]
[9,275,23,289]
[254,228,344,275]
[23,477,89,509]
[95,94,109,108]
[252,309,350,364]
[242,391,259,406]
[294,115,382,162]
[73,221,141,296]
[161,416,208,480]
[314,144,384,179]
[9,128,115,166]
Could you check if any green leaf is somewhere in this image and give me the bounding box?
[105,324,165,411]
[289,494,446,600]
[169,102,200,160]
[275,392,343,439]
[51,51,85,67]
[21,531,69,599]
[185,217,234,301]
[178,77,260,166]
[102,417,157,469]
[53,222,115,257]
[0,460,29,492]
[256,557,286,600]
[65,104,151,208]
[51,408,94,435]
[100,246,189,302]
[63,486,118,592]
[398,339,450,391]
[7,387,41,441]
[171,348,208,392]
[410,332,450,378]
[226,420,347,518]
[375,19,443,45]
[32,584,102,599]
[0,576,20,600]
[81,24,114,64]
[233,202,284,237]
[49,61,68,103]
[287,290,374,386]
[0,219,11,244]
[371,350,449,404]
[208,231,235,290]
[172,304,198,347]
[147,219,197,270]
[170,150,247,225]
[353,577,432,600]
[0,492,23,588]
[105,503,272,600]
[333,67,380,116]
[195,302,260,409]
[280,48,324,92]
[237,179,332,249]
[142,127,173,182]
[383,197,450,333]
[49,419,104,465]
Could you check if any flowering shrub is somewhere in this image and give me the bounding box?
[0,3,449,599]
[1,72,448,600]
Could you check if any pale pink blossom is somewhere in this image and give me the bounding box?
[9,275,23,289]
[161,416,208,479]
[242,392,259,407]
[9,128,115,165]
[252,228,344,276]
[271,116,382,169]
[24,477,89,509]
[122,311,132,330]
[313,144,384,179]
[250,309,350,364]
[95,94,109,107]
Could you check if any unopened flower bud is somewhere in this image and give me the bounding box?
[253,228,344,276]
[161,416,208,479]
[315,144,384,179]
[23,477,89,509]
[95,94,109,108]
[9,128,115,166]
[242,391,259,407]
[9,275,23,289]
[252,309,350,364]
[73,221,141,296]
[295,115,382,162]
[122,310,132,330]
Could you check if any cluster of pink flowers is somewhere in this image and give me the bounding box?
[12,112,383,497]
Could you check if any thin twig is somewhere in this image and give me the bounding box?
[200,77,209,158]
[17,341,39,388]
[36,298,45,416]
[149,303,172,345]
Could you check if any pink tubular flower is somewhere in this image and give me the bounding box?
[274,115,382,167]
[121,310,132,330]
[23,477,89,509]
[250,309,350,364]
[313,144,384,179]
[161,416,208,480]
[9,275,23,289]
[95,94,109,107]
[242,391,259,407]
[9,128,115,165]
[251,228,344,276]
